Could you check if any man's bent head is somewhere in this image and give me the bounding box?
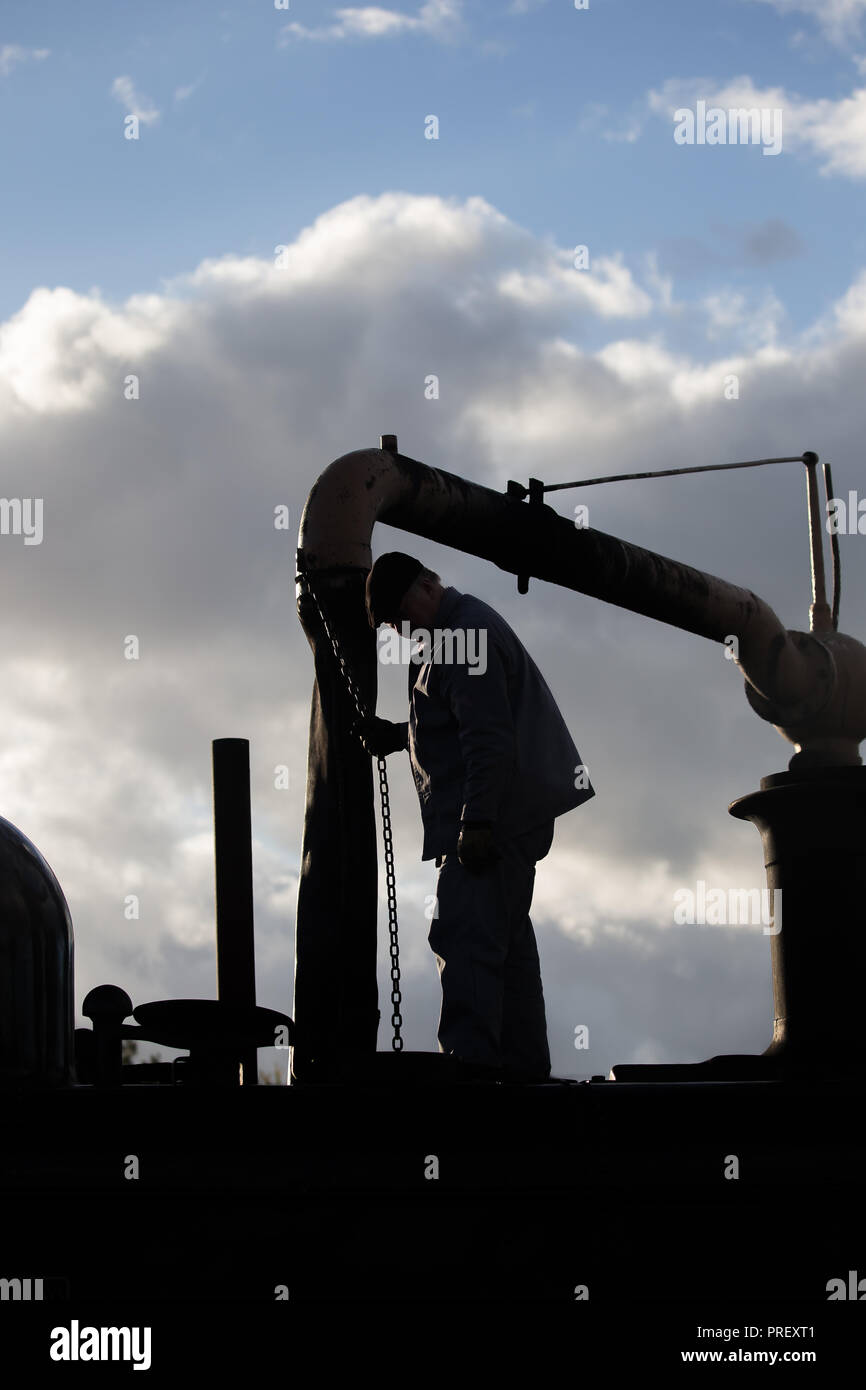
[366,552,444,629]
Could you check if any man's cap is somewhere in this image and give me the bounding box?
[365,552,424,627]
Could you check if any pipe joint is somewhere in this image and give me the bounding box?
[743,629,866,768]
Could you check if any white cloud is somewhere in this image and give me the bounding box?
[603,115,644,144]
[0,285,178,412]
[826,265,866,334]
[701,287,785,347]
[702,290,750,336]
[280,0,463,43]
[0,44,49,77]
[649,74,866,180]
[577,100,646,144]
[497,254,655,319]
[748,0,866,44]
[110,74,160,124]
[174,77,203,103]
[643,251,676,313]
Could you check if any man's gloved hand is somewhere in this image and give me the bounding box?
[457,821,502,874]
[352,716,407,757]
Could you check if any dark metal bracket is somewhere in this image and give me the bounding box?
[506,477,544,593]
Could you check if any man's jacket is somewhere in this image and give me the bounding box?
[402,587,595,860]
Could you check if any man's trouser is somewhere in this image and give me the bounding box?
[428,820,554,1079]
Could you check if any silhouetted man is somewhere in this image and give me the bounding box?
[357,552,595,1083]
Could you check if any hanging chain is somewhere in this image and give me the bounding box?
[301,573,404,1052]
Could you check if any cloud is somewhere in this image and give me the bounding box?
[658,219,804,281]
[0,284,179,412]
[174,77,203,103]
[649,74,866,180]
[747,0,866,44]
[577,100,646,144]
[737,216,805,264]
[110,74,160,125]
[3,191,865,1073]
[701,287,785,347]
[496,253,655,318]
[0,44,49,77]
[280,0,463,43]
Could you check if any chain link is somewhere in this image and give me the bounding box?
[300,572,404,1051]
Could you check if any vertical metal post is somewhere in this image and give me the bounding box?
[803,452,833,634]
[212,738,258,1085]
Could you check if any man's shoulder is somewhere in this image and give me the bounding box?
[444,590,508,631]
[437,592,527,680]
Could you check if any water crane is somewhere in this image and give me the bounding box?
[293,437,866,1085]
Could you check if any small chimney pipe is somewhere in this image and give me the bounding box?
[212,739,258,1085]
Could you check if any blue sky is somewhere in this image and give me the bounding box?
[2,0,866,1082]
[3,0,866,345]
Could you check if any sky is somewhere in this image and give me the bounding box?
[1,0,865,1083]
